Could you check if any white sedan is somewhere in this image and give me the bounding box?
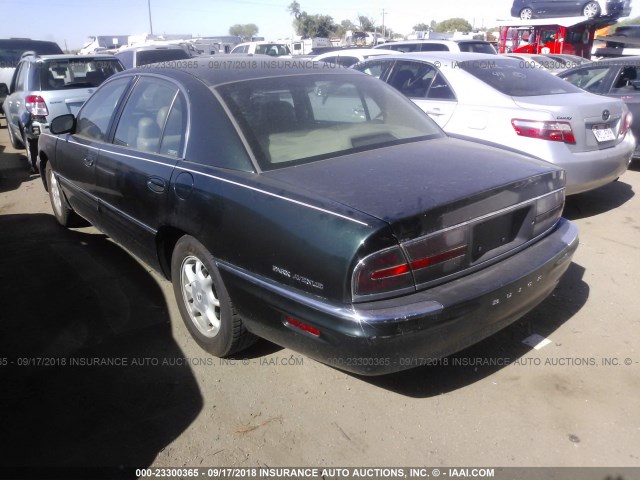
[354,52,635,195]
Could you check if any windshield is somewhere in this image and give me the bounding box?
[217,73,443,170]
[39,59,124,90]
[459,58,583,96]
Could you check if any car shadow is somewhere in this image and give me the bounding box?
[350,262,589,398]
[0,214,203,474]
[563,179,635,220]
[0,151,32,194]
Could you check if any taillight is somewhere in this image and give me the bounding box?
[403,226,469,286]
[353,228,471,299]
[352,190,565,301]
[25,95,49,116]
[532,188,565,237]
[512,119,576,144]
[353,246,413,297]
[620,111,632,137]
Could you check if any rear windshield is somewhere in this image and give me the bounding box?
[135,49,190,67]
[217,73,443,170]
[459,58,583,96]
[457,42,497,54]
[39,59,124,90]
[0,40,63,67]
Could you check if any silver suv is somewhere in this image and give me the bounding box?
[0,38,63,116]
[2,53,123,171]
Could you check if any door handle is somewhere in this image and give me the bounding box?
[425,108,444,116]
[147,177,166,194]
[83,157,95,167]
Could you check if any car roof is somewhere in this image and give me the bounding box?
[235,41,288,46]
[592,56,640,65]
[129,55,360,86]
[314,48,396,58]
[117,44,186,52]
[359,51,509,63]
[0,38,60,47]
[25,54,119,62]
[558,56,640,75]
[381,39,489,46]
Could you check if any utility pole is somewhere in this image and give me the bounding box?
[381,9,386,41]
[148,0,154,36]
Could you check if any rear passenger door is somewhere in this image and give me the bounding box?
[96,76,186,267]
[386,60,458,127]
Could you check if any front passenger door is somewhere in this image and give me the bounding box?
[54,77,131,225]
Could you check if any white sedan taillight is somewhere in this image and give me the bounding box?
[511,119,576,144]
[620,111,633,137]
[25,95,49,116]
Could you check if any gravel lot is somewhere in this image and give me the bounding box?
[0,124,638,475]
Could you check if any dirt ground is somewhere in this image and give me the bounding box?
[0,124,639,475]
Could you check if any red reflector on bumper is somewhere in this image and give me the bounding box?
[285,316,320,337]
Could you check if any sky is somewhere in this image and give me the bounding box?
[3,0,640,50]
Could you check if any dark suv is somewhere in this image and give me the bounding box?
[0,38,63,114]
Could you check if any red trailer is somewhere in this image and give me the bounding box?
[497,16,617,59]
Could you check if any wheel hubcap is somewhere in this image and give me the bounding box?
[584,3,597,16]
[180,255,221,338]
[521,9,532,19]
[49,171,63,217]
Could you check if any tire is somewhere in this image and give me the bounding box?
[46,162,76,227]
[24,136,39,173]
[171,235,256,357]
[520,7,533,19]
[583,1,600,17]
[7,122,24,149]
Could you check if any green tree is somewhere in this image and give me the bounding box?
[413,23,431,31]
[297,14,336,37]
[357,15,376,31]
[288,2,335,38]
[288,1,301,19]
[229,24,259,41]
[433,17,472,33]
[335,19,357,37]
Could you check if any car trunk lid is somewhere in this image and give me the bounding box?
[265,136,564,242]
[513,93,628,153]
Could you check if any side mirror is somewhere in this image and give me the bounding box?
[0,83,8,97]
[50,114,77,135]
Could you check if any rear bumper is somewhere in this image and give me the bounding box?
[550,133,634,195]
[219,218,579,375]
